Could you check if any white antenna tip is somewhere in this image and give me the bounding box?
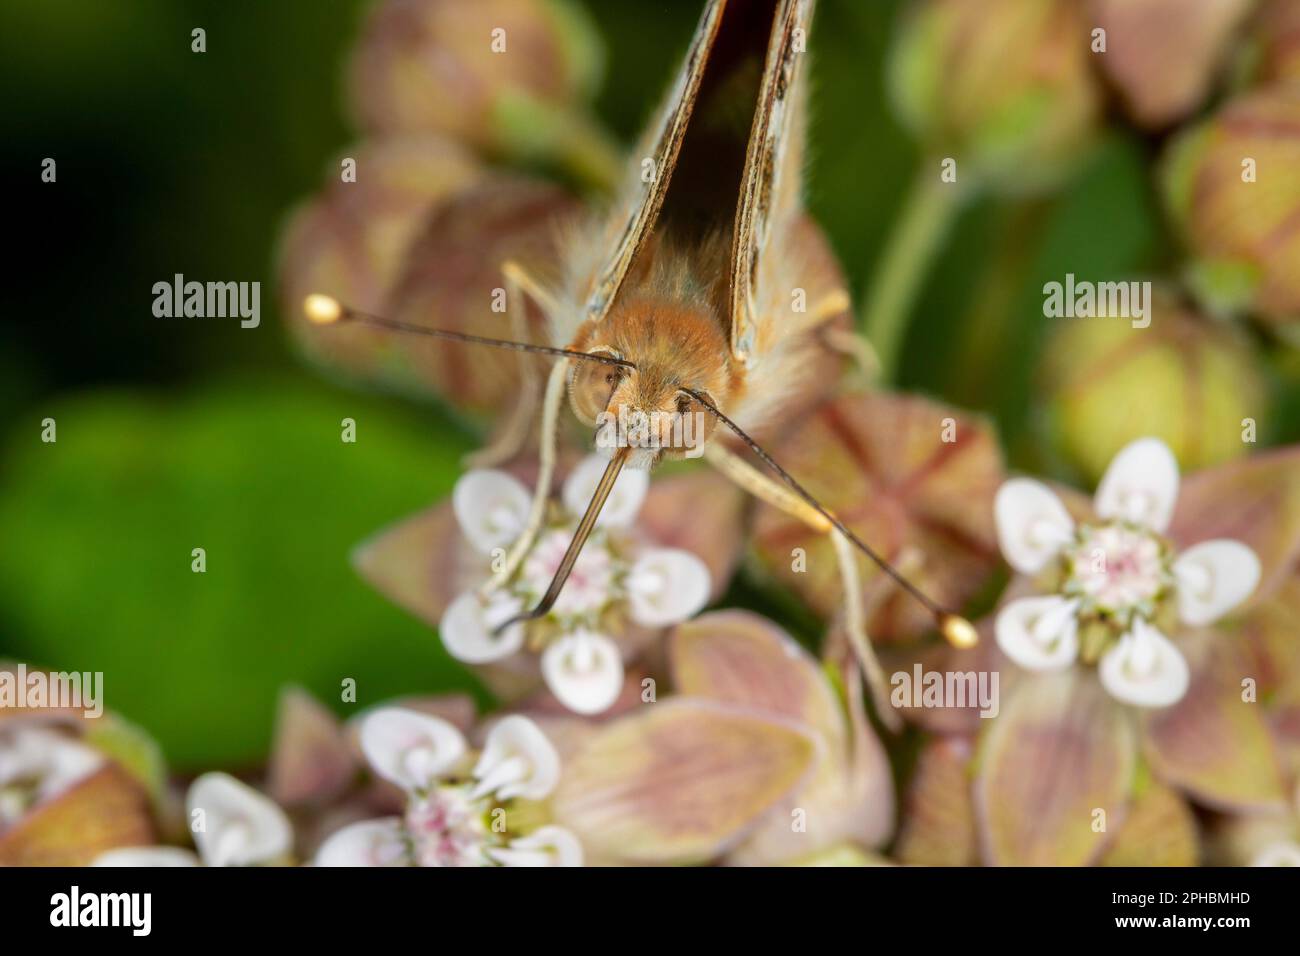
[937,613,979,650]
[303,293,342,325]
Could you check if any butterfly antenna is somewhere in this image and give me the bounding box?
[302,294,636,370]
[491,447,629,634]
[304,294,974,648]
[681,387,978,649]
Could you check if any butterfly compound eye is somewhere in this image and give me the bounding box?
[567,351,625,425]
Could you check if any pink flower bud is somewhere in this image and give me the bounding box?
[1090,0,1254,129]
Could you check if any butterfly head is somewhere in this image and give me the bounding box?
[567,297,733,467]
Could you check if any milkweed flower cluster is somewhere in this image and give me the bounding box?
[316,709,580,867]
[439,457,710,714]
[994,438,1259,707]
[22,0,1297,874]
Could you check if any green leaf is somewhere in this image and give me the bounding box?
[82,715,168,807]
[0,376,484,770]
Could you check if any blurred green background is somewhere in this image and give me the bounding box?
[2,0,1296,769]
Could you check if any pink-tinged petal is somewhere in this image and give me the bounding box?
[751,392,1004,643]
[995,478,1074,573]
[1238,575,1300,777]
[669,611,843,746]
[268,686,356,808]
[1239,574,1300,696]
[452,469,532,553]
[314,818,407,867]
[1098,621,1190,709]
[439,591,526,664]
[277,136,482,322]
[1094,438,1180,532]
[350,502,472,628]
[359,708,467,792]
[92,847,201,867]
[550,700,815,865]
[636,469,745,601]
[1091,0,1255,128]
[487,825,583,867]
[974,671,1138,866]
[839,654,896,851]
[896,736,979,867]
[0,765,156,866]
[884,615,1017,735]
[1142,630,1287,810]
[487,713,599,764]
[1098,782,1199,867]
[351,455,588,631]
[539,630,624,716]
[472,715,560,801]
[1168,446,1300,604]
[670,612,892,862]
[188,773,292,867]
[995,596,1080,672]
[625,549,711,627]
[1272,702,1300,786]
[1174,539,1260,625]
[562,455,648,527]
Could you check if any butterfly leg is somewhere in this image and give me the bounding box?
[704,441,903,732]
[821,326,881,381]
[802,286,881,381]
[463,259,560,468]
[477,356,569,598]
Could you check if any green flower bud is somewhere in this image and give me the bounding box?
[1162,86,1300,331]
[888,0,1102,194]
[1041,288,1267,481]
[1090,0,1254,129]
[348,0,610,173]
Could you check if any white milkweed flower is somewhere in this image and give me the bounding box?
[1251,841,1300,867]
[0,727,103,826]
[440,455,711,714]
[92,772,293,867]
[314,707,581,867]
[993,437,1260,708]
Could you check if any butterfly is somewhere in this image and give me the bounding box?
[302,0,977,719]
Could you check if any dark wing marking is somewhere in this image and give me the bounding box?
[578,0,728,327]
[729,0,814,365]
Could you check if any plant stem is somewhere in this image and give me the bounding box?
[952,197,1053,404]
[547,107,624,194]
[861,171,963,381]
[493,94,623,194]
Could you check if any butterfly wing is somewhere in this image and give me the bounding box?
[729,0,817,367]
[566,0,728,335]
[558,0,848,435]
